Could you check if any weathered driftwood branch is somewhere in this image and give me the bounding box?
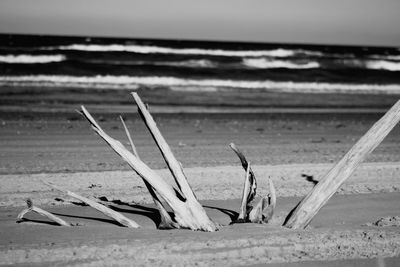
[230,143,276,223]
[230,143,257,222]
[120,115,177,229]
[80,94,217,231]
[284,100,400,229]
[17,199,71,226]
[41,180,140,228]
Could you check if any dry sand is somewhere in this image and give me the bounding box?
[1,105,400,266]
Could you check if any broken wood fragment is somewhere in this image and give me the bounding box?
[230,143,276,224]
[284,99,400,229]
[41,180,140,228]
[231,143,276,224]
[262,179,277,223]
[248,178,276,223]
[17,198,71,226]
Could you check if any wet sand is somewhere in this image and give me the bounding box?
[1,92,400,265]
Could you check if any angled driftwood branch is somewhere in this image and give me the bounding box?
[131,92,217,231]
[81,96,217,231]
[131,92,192,199]
[284,100,400,229]
[41,180,140,228]
[120,115,177,229]
[120,115,139,157]
[230,143,276,223]
[17,198,71,226]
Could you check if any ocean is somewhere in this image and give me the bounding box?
[1,34,400,96]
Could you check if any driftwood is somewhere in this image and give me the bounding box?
[42,180,140,228]
[17,198,71,226]
[230,143,276,223]
[249,179,276,223]
[119,115,177,229]
[21,92,398,232]
[80,93,218,232]
[284,100,400,229]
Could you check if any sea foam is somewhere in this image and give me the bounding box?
[366,60,400,71]
[83,59,216,68]
[243,58,320,69]
[1,75,399,94]
[0,54,65,64]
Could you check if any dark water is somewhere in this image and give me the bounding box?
[0,34,400,93]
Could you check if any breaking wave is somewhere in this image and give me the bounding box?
[243,58,320,69]
[85,59,216,68]
[41,44,323,58]
[1,75,399,94]
[366,60,400,71]
[0,54,66,64]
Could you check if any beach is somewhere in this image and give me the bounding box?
[1,89,400,265]
[1,34,400,266]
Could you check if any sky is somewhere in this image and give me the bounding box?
[0,0,399,47]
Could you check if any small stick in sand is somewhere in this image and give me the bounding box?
[284,99,400,229]
[17,198,71,226]
[120,115,178,229]
[230,143,276,223]
[41,180,140,228]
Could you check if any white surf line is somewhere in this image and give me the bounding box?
[1,162,400,207]
[41,44,323,57]
[242,58,320,69]
[1,75,400,94]
[366,60,400,71]
[0,54,66,63]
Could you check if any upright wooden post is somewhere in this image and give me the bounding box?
[284,100,400,229]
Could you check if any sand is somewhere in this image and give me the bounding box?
[1,102,400,266]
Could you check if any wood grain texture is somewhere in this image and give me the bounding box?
[284,100,400,229]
